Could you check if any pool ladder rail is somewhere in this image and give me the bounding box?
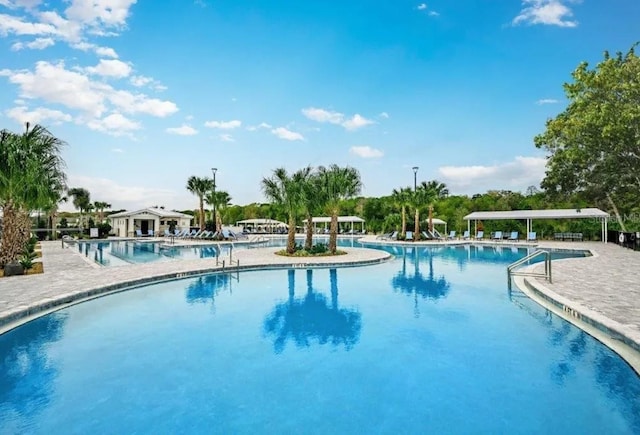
[507,249,552,289]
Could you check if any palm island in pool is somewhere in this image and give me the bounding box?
[1,234,639,434]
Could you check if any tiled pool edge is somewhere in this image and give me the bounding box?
[0,252,392,334]
[514,268,640,375]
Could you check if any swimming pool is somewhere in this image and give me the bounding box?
[1,245,638,433]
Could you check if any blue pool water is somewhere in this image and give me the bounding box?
[1,245,638,433]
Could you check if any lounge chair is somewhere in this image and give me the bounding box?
[421,231,432,240]
[147,229,155,237]
[135,229,143,237]
[527,232,537,242]
[164,229,172,237]
[508,231,519,242]
[492,231,503,241]
[389,231,398,240]
[447,230,456,240]
[475,231,484,240]
[462,230,470,240]
[190,230,202,239]
[406,231,413,241]
[376,232,392,240]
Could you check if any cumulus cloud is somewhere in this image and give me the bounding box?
[271,127,304,141]
[378,112,389,119]
[219,133,234,142]
[513,0,578,27]
[350,146,384,159]
[86,59,132,78]
[5,105,72,125]
[11,36,54,50]
[301,106,374,131]
[438,156,547,194]
[166,124,198,136]
[86,112,141,136]
[204,119,242,129]
[536,98,559,105]
[417,3,427,10]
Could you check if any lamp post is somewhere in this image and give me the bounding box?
[211,167,217,232]
[412,166,419,191]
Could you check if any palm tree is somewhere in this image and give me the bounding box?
[205,190,232,234]
[409,187,427,241]
[301,171,323,251]
[42,189,67,240]
[93,201,111,223]
[186,176,214,230]
[261,167,311,254]
[316,165,362,254]
[419,180,448,233]
[391,187,412,238]
[68,187,91,229]
[0,123,67,266]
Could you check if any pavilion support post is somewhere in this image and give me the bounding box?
[467,220,470,236]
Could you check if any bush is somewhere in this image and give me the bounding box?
[309,243,328,254]
[97,223,112,238]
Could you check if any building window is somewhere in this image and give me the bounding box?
[160,220,165,225]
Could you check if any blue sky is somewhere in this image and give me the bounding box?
[1,0,638,211]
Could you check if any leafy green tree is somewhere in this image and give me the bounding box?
[535,44,640,231]
[186,176,214,230]
[317,165,362,254]
[93,201,111,223]
[205,190,232,233]
[301,170,323,251]
[0,124,67,265]
[262,167,310,254]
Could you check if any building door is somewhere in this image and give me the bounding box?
[141,220,149,234]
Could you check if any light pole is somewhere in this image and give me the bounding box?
[211,167,217,232]
[412,166,419,191]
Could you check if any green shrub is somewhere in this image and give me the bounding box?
[309,243,328,254]
[19,249,37,271]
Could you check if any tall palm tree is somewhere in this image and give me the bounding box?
[419,180,448,233]
[301,171,323,251]
[409,187,427,241]
[186,176,214,230]
[317,165,362,254]
[0,123,67,266]
[391,187,412,238]
[261,167,311,254]
[68,187,91,229]
[93,201,111,223]
[205,190,232,233]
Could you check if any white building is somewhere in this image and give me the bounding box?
[108,208,193,237]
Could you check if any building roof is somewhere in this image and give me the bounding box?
[108,208,193,219]
[422,218,447,225]
[302,215,365,223]
[236,218,286,225]
[463,208,609,221]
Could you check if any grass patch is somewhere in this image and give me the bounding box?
[0,261,43,277]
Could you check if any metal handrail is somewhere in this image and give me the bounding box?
[507,249,552,284]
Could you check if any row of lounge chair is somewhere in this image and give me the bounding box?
[377,230,538,242]
[160,228,246,240]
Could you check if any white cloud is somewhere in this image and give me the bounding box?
[5,105,72,124]
[301,106,374,131]
[246,122,272,131]
[166,124,198,136]
[65,0,137,27]
[72,42,118,58]
[378,112,389,119]
[3,61,178,119]
[86,112,141,136]
[0,0,43,8]
[350,146,384,159]
[536,98,559,105]
[63,173,177,212]
[417,3,427,10]
[11,36,54,50]
[271,127,304,141]
[342,114,374,131]
[438,156,547,194]
[204,119,242,129]
[513,0,578,28]
[0,13,57,36]
[301,107,344,124]
[428,11,439,17]
[219,133,234,142]
[86,59,132,78]
[111,148,124,153]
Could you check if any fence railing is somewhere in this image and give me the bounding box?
[608,230,640,251]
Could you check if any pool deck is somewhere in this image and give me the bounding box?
[1,238,639,363]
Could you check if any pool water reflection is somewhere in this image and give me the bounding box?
[0,244,636,434]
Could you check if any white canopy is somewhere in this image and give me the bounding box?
[236,218,286,225]
[302,216,365,223]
